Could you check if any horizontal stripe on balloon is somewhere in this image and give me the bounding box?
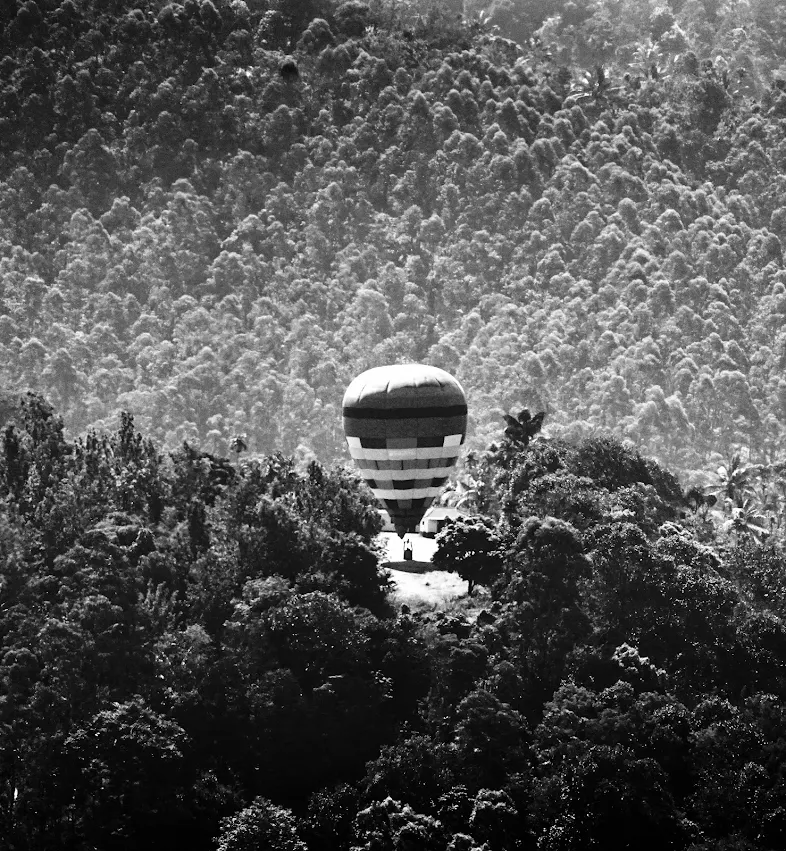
[356,436,437,449]
[371,485,444,500]
[345,434,463,450]
[353,457,455,471]
[381,497,428,511]
[344,384,465,412]
[346,436,464,463]
[365,476,449,491]
[351,446,461,462]
[342,415,467,439]
[342,404,467,419]
[358,464,455,480]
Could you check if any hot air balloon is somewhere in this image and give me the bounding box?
[343,364,467,537]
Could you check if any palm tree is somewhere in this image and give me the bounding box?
[747,465,782,530]
[440,471,480,513]
[230,433,248,469]
[569,65,624,109]
[746,460,786,534]
[685,486,717,519]
[489,409,547,476]
[709,451,752,507]
[502,409,545,447]
[723,498,770,543]
[628,39,671,86]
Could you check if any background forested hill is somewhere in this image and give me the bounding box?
[8,4,786,849]
[3,0,786,480]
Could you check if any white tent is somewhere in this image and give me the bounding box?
[419,506,467,537]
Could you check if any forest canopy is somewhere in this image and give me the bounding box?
[5,3,786,847]
[2,0,786,489]
[1,393,786,849]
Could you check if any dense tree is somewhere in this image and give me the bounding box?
[4,2,786,848]
[432,515,503,595]
[1,0,785,483]
[217,797,306,851]
[0,393,784,847]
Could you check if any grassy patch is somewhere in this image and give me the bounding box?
[386,568,493,616]
[386,567,466,608]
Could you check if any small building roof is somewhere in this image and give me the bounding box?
[421,506,468,522]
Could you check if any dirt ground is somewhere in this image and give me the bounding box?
[386,566,468,608]
[378,532,469,607]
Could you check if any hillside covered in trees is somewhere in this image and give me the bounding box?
[2,393,786,849]
[5,1,786,846]
[4,0,786,488]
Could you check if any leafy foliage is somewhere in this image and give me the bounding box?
[2,0,786,489]
[4,2,786,849]
[432,515,503,594]
[1,395,786,848]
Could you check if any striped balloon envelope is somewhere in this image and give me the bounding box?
[342,364,467,537]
